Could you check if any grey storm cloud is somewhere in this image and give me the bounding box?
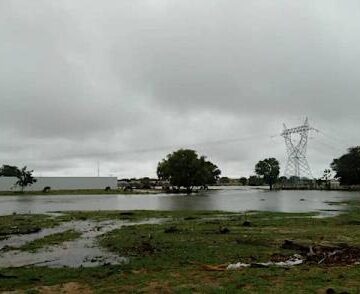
[0,0,359,178]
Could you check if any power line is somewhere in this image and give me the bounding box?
[316,131,349,153]
[49,133,278,160]
[311,139,344,154]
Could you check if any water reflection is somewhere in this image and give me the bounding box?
[158,193,216,211]
[0,187,359,215]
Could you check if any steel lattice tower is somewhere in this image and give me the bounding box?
[281,118,317,179]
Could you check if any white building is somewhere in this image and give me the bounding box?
[0,177,117,191]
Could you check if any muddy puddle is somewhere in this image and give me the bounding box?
[0,218,164,268]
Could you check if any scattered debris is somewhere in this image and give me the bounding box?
[219,226,230,234]
[184,216,197,220]
[119,212,135,216]
[281,240,308,252]
[225,240,360,271]
[226,254,303,270]
[164,226,179,233]
[325,289,350,294]
[281,240,360,266]
[242,221,251,227]
[227,262,250,270]
[137,241,156,255]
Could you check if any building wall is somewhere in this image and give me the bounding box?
[0,177,117,191]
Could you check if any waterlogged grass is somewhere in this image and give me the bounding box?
[98,209,360,268]
[0,214,61,236]
[60,210,232,222]
[18,230,81,252]
[1,202,360,293]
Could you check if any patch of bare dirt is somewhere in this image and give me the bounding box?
[142,281,172,293]
[36,282,93,294]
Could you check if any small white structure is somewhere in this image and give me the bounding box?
[330,179,341,189]
[0,177,117,191]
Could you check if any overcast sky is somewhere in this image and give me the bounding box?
[0,0,359,178]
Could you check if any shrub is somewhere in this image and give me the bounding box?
[42,186,51,193]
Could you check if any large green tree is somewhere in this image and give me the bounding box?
[331,146,360,185]
[157,149,221,194]
[255,158,280,190]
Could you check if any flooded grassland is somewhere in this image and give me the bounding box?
[1,202,360,293]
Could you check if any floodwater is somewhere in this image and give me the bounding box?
[0,218,164,268]
[1,187,360,268]
[0,187,359,216]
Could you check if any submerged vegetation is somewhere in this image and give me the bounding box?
[0,214,60,236]
[1,202,360,292]
[18,230,81,252]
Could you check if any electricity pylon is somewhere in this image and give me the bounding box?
[281,118,317,179]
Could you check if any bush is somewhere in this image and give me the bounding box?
[124,186,133,192]
[42,186,51,193]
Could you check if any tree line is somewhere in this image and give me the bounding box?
[156,149,279,192]
[157,145,360,193]
[1,145,359,194]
